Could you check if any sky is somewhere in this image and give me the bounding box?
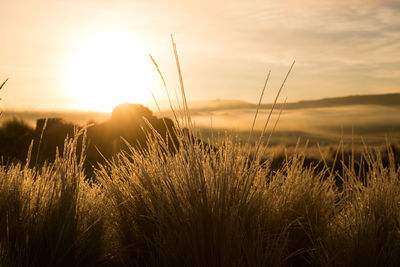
[0,0,399,111]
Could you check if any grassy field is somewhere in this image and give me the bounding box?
[0,123,399,266]
[1,50,400,266]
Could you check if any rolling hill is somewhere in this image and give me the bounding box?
[188,93,400,112]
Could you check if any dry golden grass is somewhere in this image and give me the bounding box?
[1,40,399,266]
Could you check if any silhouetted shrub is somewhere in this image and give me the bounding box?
[0,104,180,177]
[30,118,78,165]
[86,104,179,172]
[0,117,34,164]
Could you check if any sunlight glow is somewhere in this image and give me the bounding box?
[64,30,155,112]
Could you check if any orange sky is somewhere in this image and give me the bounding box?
[0,0,399,111]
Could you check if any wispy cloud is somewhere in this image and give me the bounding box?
[1,0,399,109]
[199,0,400,99]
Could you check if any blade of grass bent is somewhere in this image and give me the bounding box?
[247,70,271,146]
[254,61,295,161]
[171,35,192,129]
[0,78,8,90]
[149,54,181,127]
[265,96,288,148]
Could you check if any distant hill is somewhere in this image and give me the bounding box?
[283,93,400,109]
[188,93,400,112]
[2,93,399,125]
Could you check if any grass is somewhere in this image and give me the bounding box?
[1,43,400,266]
[0,130,108,266]
[0,127,399,266]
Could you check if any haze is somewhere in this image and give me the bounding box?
[0,0,399,111]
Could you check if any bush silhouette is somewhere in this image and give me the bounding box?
[86,103,178,174]
[0,104,179,176]
[0,117,34,164]
[30,118,78,165]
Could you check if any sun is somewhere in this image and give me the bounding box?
[64,30,155,112]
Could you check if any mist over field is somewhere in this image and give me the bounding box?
[194,105,400,142]
[4,93,399,146]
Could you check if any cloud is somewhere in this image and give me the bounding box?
[1,0,399,109]
[216,1,398,82]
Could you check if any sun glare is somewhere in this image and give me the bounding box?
[65,30,155,112]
